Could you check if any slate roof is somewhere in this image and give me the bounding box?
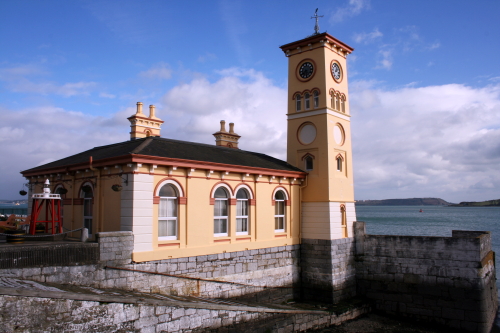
[22,137,304,174]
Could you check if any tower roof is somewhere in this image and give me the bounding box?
[279,32,354,55]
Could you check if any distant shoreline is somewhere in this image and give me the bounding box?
[356,198,500,207]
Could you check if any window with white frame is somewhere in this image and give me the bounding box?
[296,94,302,111]
[236,188,249,235]
[158,184,178,240]
[214,187,229,237]
[313,90,319,108]
[274,190,286,232]
[304,93,310,110]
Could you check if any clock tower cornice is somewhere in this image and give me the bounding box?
[280,32,354,58]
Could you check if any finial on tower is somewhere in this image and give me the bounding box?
[311,8,324,35]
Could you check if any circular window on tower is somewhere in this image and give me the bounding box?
[296,59,316,82]
[333,123,345,146]
[298,122,317,145]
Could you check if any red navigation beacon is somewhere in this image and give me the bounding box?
[29,179,62,235]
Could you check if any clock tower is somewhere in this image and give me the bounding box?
[280,27,357,302]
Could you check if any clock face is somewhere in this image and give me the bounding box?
[331,62,342,81]
[299,62,314,79]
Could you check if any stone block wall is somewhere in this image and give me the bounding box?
[354,222,498,333]
[0,294,370,333]
[0,232,300,302]
[300,238,356,303]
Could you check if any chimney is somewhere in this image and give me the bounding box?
[149,105,160,119]
[213,120,241,149]
[128,101,164,140]
[136,102,144,115]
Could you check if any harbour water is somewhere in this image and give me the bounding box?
[357,205,500,287]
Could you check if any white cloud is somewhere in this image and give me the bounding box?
[353,28,383,44]
[350,82,500,202]
[99,92,116,99]
[0,65,96,97]
[331,0,370,22]
[428,42,440,50]
[0,105,130,199]
[377,49,393,70]
[198,53,217,63]
[160,68,287,159]
[138,62,172,80]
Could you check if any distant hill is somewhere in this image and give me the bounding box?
[355,198,453,206]
[448,199,500,207]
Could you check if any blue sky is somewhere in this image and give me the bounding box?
[1,0,499,202]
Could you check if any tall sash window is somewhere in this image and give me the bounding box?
[214,187,229,237]
[236,189,249,235]
[274,190,286,232]
[158,184,178,240]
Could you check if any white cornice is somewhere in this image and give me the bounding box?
[287,108,351,121]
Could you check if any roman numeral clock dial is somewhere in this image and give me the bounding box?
[299,62,314,79]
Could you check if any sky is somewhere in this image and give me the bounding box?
[1,0,499,203]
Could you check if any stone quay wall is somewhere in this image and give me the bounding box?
[0,232,300,302]
[354,222,498,333]
[300,238,356,303]
[0,294,369,333]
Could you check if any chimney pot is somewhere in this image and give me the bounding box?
[220,120,227,132]
[229,123,235,134]
[149,105,156,118]
[136,102,143,115]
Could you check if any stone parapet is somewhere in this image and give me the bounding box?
[354,221,498,333]
[96,231,133,266]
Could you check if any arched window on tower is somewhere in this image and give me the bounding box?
[305,155,313,171]
[158,184,179,240]
[296,94,302,112]
[274,190,286,232]
[341,205,348,238]
[304,93,310,110]
[214,187,229,237]
[336,93,340,111]
[236,188,249,235]
[336,156,343,172]
[341,96,346,113]
[313,90,319,108]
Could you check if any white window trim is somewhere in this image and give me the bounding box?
[213,185,231,237]
[236,198,249,235]
[158,196,178,240]
[273,188,288,233]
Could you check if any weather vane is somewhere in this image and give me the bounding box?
[311,8,324,35]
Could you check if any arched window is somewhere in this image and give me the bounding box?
[145,130,151,137]
[296,95,302,112]
[274,190,286,232]
[336,93,340,111]
[305,155,313,171]
[341,96,346,113]
[341,205,348,238]
[313,91,319,108]
[330,93,334,109]
[54,185,67,226]
[336,156,343,172]
[80,184,93,235]
[214,187,229,237]
[158,184,178,240]
[304,93,310,110]
[236,188,249,235]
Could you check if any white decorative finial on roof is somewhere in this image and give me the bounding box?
[311,8,324,35]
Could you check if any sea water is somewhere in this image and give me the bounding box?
[357,205,500,287]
